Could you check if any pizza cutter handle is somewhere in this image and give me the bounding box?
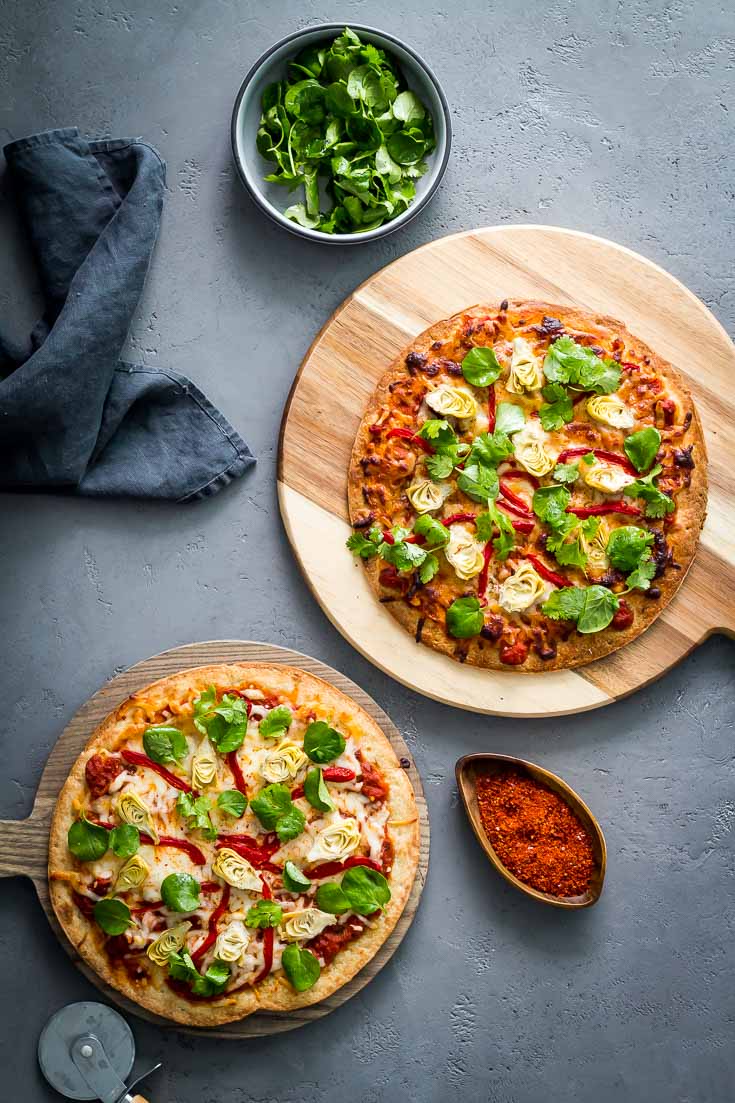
[0,814,49,880]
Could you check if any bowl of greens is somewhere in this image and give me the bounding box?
[231,24,451,242]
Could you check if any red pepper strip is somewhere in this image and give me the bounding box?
[191,884,231,965]
[216,833,280,858]
[442,511,477,526]
[215,839,281,874]
[323,766,357,782]
[487,384,496,432]
[226,750,248,796]
[567,501,642,518]
[499,464,540,488]
[498,480,534,518]
[386,427,433,454]
[307,856,382,880]
[478,542,494,607]
[120,749,195,794]
[87,818,205,865]
[496,497,533,523]
[525,554,568,589]
[556,446,637,476]
[380,531,426,546]
[253,877,274,984]
[510,518,534,535]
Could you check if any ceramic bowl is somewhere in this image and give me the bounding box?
[231,23,452,244]
[456,753,607,909]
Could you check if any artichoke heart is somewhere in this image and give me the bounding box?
[581,519,610,576]
[306,817,361,863]
[512,420,555,477]
[146,921,191,966]
[191,737,218,789]
[498,561,547,613]
[406,478,446,514]
[115,792,159,844]
[586,394,634,429]
[506,337,544,394]
[261,740,308,784]
[214,921,250,963]
[445,524,485,580]
[212,847,263,892]
[583,461,635,494]
[113,854,150,894]
[425,384,478,420]
[280,908,335,942]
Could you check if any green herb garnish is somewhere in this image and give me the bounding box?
[160,873,201,913]
[142,726,188,765]
[245,899,283,929]
[543,337,621,394]
[542,584,619,633]
[446,596,484,638]
[67,816,109,862]
[176,792,216,841]
[93,898,132,936]
[623,464,675,518]
[461,346,503,388]
[217,790,248,818]
[623,426,661,473]
[259,705,293,739]
[303,721,346,763]
[281,943,321,992]
[109,824,140,859]
[250,783,306,842]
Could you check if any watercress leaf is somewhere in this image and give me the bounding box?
[315,881,351,914]
[283,861,312,894]
[68,816,109,862]
[217,790,247,818]
[626,557,657,591]
[386,130,425,164]
[192,685,217,734]
[245,899,283,929]
[468,430,513,467]
[577,586,620,634]
[93,898,132,936]
[346,114,382,151]
[303,767,336,813]
[143,726,188,765]
[259,705,293,739]
[552,461,579,484]
[494,402,526,435]
[532,485,571,525]
[446,596,484,638]
[281,944,321,992]
[303,721,346,764]
[542,586,587,621]
[192,959,231,996]
[456,463,499,503]
[285,202,320,229]
[461,346,502,388]
[419,551,439,583]
[623,426,661,472]
[606,525,655,571]
[375,143,402,182]
[168,951,199,983]
[413,514,450,546]
[249,783,293,829]
[341,866,391,915]
[324,81,356,117]
[161,873,201,913]
[109,824,140,858]
[392,90,425,123]
[539,383,574,431]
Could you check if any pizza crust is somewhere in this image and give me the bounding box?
[348,300,707,672]
[49,663,420,1026]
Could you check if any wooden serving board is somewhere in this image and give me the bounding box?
[0,641,429,1037]
[279,225,735,717]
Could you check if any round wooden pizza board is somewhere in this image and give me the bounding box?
[0,641,429,1037]
[279,224,735,717]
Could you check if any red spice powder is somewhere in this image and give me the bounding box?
[476,767,596,898]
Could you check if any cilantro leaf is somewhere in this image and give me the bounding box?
[543,337,620,394]
[419,552,439,583]
[623,426,661,473]
[379,539,428,572]
[626,557,657,591]
[456,462,499,503]
[538,383,574,431]
[542,584,619,632]
[467,430,513,467]
[532,485,571,526]
[553,461,580,484]
[461,346,503,387]
[495,402,526,435]
[192,687,249,753]
[176,793,217,841]
[413,515,449,546]
[624,464,675,518]
[416,419,457,450]
[346,526,382,558]
[446,596,484,638]
[259,705,293,739]
[245,899,283,929]
[606,525,655,571]
[425,452,455,480]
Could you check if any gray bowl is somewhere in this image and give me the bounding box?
[231,23,452,244]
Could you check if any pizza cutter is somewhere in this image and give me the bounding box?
[38,1002,161,1103]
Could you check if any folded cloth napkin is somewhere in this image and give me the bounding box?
[0,128,254,500]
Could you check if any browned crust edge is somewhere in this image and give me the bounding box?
[348,300,708,672]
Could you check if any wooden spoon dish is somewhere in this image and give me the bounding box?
[455,753,607,909]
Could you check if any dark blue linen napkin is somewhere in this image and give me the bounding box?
[0,128,255,500]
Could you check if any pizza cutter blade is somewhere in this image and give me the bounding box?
[38,1002,161,1103]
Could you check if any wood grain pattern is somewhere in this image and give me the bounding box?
[279,225,735,716]
[0,641,429,1038]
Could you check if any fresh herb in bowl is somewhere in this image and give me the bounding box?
[256,26,436,234]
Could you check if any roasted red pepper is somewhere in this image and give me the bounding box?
[120,749,195,793]
[381,531,426,546]
[499,639,530,665]
[478,541,494,607]
[385,427,433,454]
[253,875,275,984]
[226,750,248,796]
[567,501,642,518]
[498,480,535,518]
[191,883,230,965]
[509,517,534,535]
[88,818,205,865]
[525,554,568,589]
[307,855,382,879]
[487,385,496,432]
[323,766,356,783]
[611,599,634,630]
[556,446,637,476]
[215,835,281,873]
[442,511,477,526]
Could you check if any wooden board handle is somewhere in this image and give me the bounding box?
[0,817,48,880]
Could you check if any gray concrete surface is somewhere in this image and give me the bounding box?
[1,2,734,1100]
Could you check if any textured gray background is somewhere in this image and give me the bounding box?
[1,2,734,1100]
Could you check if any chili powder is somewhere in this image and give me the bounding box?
[476,767,596,898]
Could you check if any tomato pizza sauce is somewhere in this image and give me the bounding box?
[475,766,596,898]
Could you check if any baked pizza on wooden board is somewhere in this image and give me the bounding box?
[348,300,707,672]
[49,663,419,1027]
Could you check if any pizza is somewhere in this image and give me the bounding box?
[49,663,419,1026]
[347,300,706,671]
